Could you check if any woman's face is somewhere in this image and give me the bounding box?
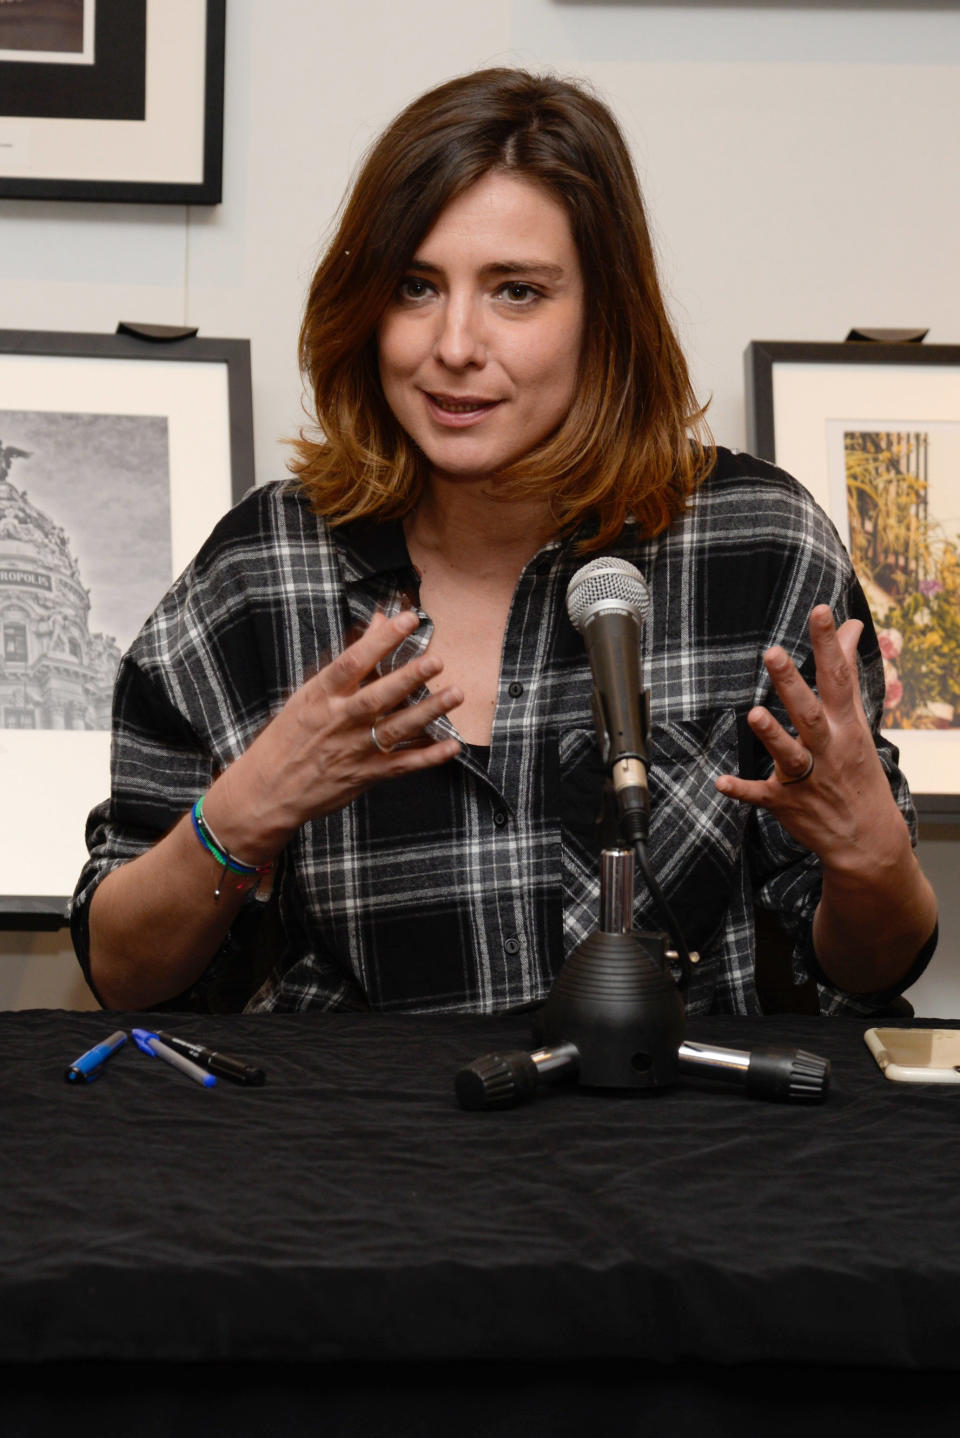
[377,170,585,486]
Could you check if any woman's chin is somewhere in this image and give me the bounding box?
[423,457,509,487]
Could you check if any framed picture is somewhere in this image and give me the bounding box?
[745,339,960,817]
[0,326,253,925]
[0,0,226,204]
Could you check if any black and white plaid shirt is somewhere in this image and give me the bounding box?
[71,448,919,1016]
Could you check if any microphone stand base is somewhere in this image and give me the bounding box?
[537,929,686,1089]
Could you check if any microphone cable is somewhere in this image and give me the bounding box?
[633,838,695,992]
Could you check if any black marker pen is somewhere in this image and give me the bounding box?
[155,1031,266,1086]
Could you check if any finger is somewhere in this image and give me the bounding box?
[347,650,446,722]
[319,610,421,696]
[806,605,860,716]
[376,684,462,742]
[762,646,826,752]
[377,735,463,775]
[715,761,812,807]
[746,705,813,784]
[832,616,869,721]
[371,686,464,751]
[714,772,776,807]
[835,616,864,667]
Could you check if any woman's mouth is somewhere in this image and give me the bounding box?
[425,392,501,426]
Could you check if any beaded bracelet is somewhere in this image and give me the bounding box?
[190,796,273,901]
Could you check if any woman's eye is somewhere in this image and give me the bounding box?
[397,276,434,302]
[498,282,540,305]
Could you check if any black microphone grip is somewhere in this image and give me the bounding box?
[678,1040,830,1102]
[581,608,650,843]
[455,1043,580,1109]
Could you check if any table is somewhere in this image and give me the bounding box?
[2,1008,959,1435]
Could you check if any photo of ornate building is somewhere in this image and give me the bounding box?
[0,441,120,729]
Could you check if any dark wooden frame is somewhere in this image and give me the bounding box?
[745,338,960,819]
[0,0,226,204]
[0,326,253,926]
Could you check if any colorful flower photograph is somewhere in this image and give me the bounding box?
[844,428,960,729]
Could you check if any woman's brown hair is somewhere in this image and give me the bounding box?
[290,67,713,549]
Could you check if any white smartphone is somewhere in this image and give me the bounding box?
[864,1027,960,1084]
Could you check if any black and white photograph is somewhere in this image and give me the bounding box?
[0,327,252,914]
[0,413,171,731]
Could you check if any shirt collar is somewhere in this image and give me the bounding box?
[334,516,417,588]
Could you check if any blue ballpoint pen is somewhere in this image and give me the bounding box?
[132,1028,217,1088]
[65,1029,128,1083]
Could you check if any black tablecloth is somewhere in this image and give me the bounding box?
[2,1009,959,1431]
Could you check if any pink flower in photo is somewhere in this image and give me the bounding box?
[881,658,902,710]
[878,628,903,660]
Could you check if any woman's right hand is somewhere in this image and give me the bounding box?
[88,608,462,1009]
[204,608,463,865]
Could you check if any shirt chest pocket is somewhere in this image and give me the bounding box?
[561,709,747,954]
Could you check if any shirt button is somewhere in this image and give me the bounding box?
[504,937,521,955]
[493,810,508,827]
[508,681,523,697]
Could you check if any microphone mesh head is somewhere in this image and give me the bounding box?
[565,557,651,632]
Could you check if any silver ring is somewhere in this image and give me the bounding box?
[781,752,815,786]
[370,720,395,755]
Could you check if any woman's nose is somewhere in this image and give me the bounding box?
[433,298,486,370]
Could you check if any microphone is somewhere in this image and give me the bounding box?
[566,557,651,843]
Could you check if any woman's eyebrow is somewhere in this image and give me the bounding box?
[407,258,567,280]
[482,261,566,281]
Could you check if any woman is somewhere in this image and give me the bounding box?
[72,68,936,1015]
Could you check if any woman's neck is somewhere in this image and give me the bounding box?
[401,479,554,746]
[406,478,554,578]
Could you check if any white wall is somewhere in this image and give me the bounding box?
[1,0,958,1013]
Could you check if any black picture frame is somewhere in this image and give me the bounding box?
[0,0,226,204]
[745,338,960,818]
[0,326,253,926]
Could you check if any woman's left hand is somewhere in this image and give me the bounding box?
[714,603,903,863]
[715,603,937,995]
